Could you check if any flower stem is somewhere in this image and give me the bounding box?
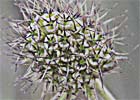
[95,79,116,100]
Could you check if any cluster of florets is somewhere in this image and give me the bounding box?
[23,9,116,95]
[8,0,127,100]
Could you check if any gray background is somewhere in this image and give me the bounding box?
[0,0,139,100]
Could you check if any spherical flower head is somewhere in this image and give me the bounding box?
[8,0,128,100]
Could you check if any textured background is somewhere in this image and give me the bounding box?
[0,0,139,100]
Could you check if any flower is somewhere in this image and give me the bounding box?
[8,0,128,100]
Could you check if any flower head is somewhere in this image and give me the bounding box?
[8,0,128,100]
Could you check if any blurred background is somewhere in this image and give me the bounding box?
[0,0,139,100]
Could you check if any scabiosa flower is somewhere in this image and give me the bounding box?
[7,0,128,100]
